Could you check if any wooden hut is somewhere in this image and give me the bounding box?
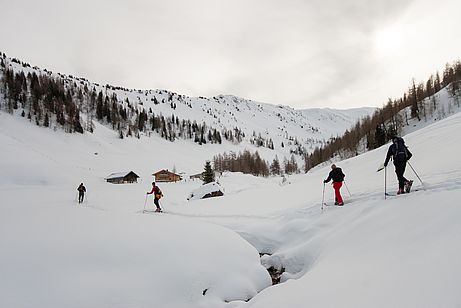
[153,169,182,182]
[106,171,140,184]
[189,173,203,181]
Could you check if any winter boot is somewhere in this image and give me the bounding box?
[405,180,413,193]
[155,208,162,213]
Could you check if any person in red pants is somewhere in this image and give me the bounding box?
[323,164,346,205]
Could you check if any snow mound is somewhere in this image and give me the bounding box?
[188,182,225,201]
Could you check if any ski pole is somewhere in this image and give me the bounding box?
[321,183,325,210]
[143,194,148,212]
[407,161,425,189]
[384,165,387,200]
[343,181,352,197]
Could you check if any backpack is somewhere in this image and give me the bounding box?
[393,137,408,163]
[338,170,345,182]
[331,168,345,182]
[154,187,163,199]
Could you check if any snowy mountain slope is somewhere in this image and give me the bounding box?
[1,54,375,163]
[1,97,461,307]
[168,111,461,307]
[300,107,374,136]
[399,86,461,136]
[226,113,461,307]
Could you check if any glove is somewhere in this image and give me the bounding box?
[384,162,387,167]
[323,180,327,183]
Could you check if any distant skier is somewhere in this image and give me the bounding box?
[384,136,413,194]
[147,182,163,212]
[323,164,345,205]
[77,183,86,203]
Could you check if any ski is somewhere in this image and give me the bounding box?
[323,202,347,207]
[385,188,419,197]
[142,209,165,214]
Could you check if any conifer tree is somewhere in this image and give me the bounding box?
[202,161,215,184]
[270,156,281,175]
[96,91,104,120]
[44,113,49,127]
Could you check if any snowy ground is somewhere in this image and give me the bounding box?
[1,110,461,308]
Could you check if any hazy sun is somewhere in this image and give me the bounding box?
[373,25,404,56]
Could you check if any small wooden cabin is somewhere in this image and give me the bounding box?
[153,169,182,182]
[189,173,203,181]
[106,171,140,184]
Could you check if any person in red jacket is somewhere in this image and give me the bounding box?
[323,164,345,205]
[147,182,163,212]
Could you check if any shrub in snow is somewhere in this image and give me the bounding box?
[187,182,224,200]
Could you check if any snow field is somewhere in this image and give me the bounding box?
[1,110,461,307]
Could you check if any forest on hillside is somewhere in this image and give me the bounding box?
[2,52,460,177]
[304,60,461,172]
[0,53,249,146]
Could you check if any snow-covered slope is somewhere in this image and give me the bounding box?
[1,98,461,307]
[1,54,375,165]
[241,112,461,308]
[400,86,461,136]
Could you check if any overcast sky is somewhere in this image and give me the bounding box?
[1,0,461,109]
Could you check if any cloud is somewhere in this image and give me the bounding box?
[3,0,461,109]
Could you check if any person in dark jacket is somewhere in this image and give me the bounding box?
[77,183,86,203]
[384,136,413,194]
[147,182,163,212]
[324,164,345,205]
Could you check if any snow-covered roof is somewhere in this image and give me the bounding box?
[153,169,180,176]
[187,182,224,200]
[106,171,139,179]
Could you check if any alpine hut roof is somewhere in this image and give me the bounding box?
[106,171,139,180]
[105,171,140,184]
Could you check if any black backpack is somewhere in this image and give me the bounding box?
[338,169,345,182]
[393,137,409,163]
[332,168,345,182]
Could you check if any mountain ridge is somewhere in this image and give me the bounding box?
[0,52,375,169]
